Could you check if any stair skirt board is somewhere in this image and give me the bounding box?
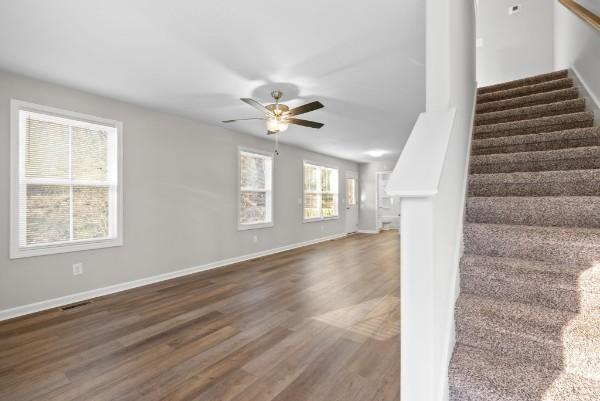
[449,69,600,400]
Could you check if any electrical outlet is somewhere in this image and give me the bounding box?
[508,4,520,15]
[253,235,258,243]
[72,263,83,276]
[476,38,484,48]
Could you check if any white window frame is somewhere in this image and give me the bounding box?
[9,99,124,259]
[303,160,340,222]
[237,147,274,231]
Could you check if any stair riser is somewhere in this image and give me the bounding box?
[472,136,600,155]
[456,325,563,371]
[477,79,574,104]
[461,271,578,312]
[449,388,517,401]
[470,156,600,174]
[456,322,600,380]
[466,198,600,228]
[475,100,586,126]
[476,88,580,114]
[478,70,569,95]
[468,177,600,197]
[463,227,600,265]
[474,119,594,140]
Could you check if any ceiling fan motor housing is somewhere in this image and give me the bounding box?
[270,90,283,101]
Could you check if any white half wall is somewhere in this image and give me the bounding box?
[0,70,359,314]
[477,0,554,86]
[388,0,476,399]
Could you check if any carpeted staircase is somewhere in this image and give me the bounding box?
[448,69,600,401]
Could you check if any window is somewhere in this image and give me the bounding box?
[303,162,339,221]
[346,178,356,206]
[238,148,273,230]
[10,100,122,258]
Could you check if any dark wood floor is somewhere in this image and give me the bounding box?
[0,231,400,401]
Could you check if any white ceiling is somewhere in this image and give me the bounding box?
[0,0,425,163]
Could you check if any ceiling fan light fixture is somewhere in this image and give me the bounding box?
[266,116,289,132]
[266,118,280,132]
[277,121,288,132]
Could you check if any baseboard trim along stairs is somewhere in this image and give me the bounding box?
[448,69,600,400]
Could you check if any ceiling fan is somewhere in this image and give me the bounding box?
[222,91,324,135]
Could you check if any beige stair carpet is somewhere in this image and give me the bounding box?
[448,69,600,400]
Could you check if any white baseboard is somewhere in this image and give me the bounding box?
[357,229,380,234]
[0,232,347,322]
[570,67,600,126]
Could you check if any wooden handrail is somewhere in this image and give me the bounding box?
[559,0,600,32]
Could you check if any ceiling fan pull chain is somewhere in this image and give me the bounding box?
[274,132,280,156]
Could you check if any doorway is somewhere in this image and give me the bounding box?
[345,171,358,234]
[376,171,400,230]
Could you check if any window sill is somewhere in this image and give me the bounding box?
[10,237,123,259]
[303,216,340,223]
[238,222,274,231]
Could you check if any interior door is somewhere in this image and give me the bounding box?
[345,172,359,234]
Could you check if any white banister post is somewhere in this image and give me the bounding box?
[400,197,436,401]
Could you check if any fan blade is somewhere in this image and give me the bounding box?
[267,130,278,135]
[222,118,265,123]
[288,101,324,116]
[241,98,274,116]
[287,118,324,129]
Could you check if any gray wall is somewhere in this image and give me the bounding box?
[0,70,358,311]
[477,0,554,86]
[358,160,396,232]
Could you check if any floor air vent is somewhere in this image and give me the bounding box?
[59,301,92,311]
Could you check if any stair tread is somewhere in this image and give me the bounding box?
[449,344,600,401]
[469,146,600,174]
[472,146,600,164]
[457,293,600,339]
[469,168,600,183]
[463,222,600,265]
[466,196,600,228]
[460,254,600,312]
[475,98,586,126]
[478,70,569,95]
[464,221,600,240]
[477,78,574,104]
[472,126,600,155]
[477,87,580,114]
[474,112,594,139]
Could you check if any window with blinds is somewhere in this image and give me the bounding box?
[238,149,273,229]
[303,162,339,220]
[10,101,122,258]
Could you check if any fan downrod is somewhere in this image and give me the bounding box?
[270,90,283,101]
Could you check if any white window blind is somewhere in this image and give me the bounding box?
[239,149,273,229]
[10,101,122,258]
[303,162,339,220]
